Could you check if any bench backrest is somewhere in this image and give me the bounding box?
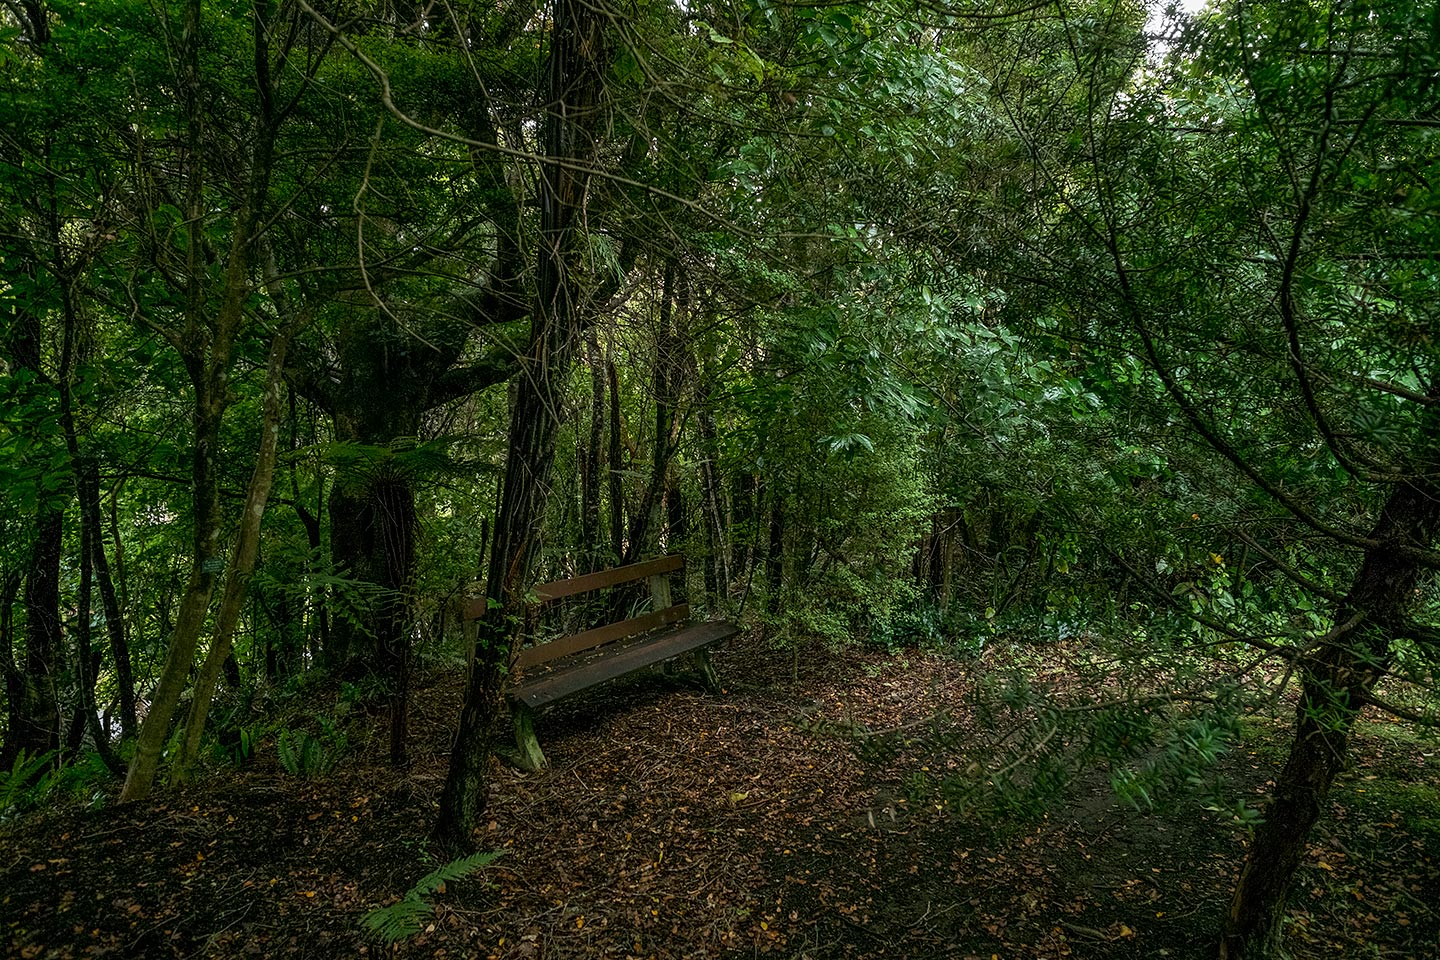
[466,555,690,669]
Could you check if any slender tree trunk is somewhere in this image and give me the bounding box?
[119,378,227,801]
[437,0,608,851]
[607,355,625,559]
[74,509,123,772]
[581,329,605,562]
[83,463,135,741]
[697,404,729,601]
[623,265,683,564]
[174,332,293,778]
[1220,475,1440,958]
[733,472,757,584]
[764,491,785,611]
[120,0,277,797]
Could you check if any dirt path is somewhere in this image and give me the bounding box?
[3,637,1436,959]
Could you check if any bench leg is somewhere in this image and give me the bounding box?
[694,647,720,694]
[511,702,547,772]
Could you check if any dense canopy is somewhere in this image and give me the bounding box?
[1,0,1436,957]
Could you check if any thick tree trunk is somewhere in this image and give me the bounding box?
[436,0,608,851]
[3,296,64,764]
[665,476,686,553]
[373,477,417,767]
[0,571,26,768]
[13,507,64,762]
[1220,476,1440,958]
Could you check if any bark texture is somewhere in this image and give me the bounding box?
[436,0,608,850]
[1220,474,1440,958]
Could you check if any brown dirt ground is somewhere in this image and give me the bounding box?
[2,635,1437,960]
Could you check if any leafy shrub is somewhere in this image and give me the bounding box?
[213,722,266,766]
[868,598,987,658]
[361,850,504,942]
[54,751,114,810]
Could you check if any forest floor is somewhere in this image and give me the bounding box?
[3,633,1438,960]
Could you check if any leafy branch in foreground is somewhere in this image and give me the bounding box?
[360,850,505,942]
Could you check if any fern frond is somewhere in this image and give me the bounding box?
[411,850,504,897]
[358,850,504,943]
[360,896,432,942]
[277,732,300,776]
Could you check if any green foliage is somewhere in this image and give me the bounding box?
[852,662,1249,827]
[211,721,268,767]
[0,750,59,820]
[0,749,114,819]
[868,598,985,659]
[276,717,347,779]
[360,850,504,942]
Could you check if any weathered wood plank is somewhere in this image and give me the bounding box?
[532,554,684,601]
[515,603,690,668]
[461,554,685,620]
[510,620,739,710]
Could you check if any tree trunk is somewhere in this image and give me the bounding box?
[373,477,417,767]
[764,491,785,611]
[733,472,757,585]
[665,475,686,554]
[174,332,293,778]
[13,507,64,762]
[0,571,26,768]
[83,462,135,741]
[73,508,123,772]
[118,377,227,802]
[581,329,605,562]
[697,404,729,602]
[1220,475,1440,958]
[120,0,276,798]
[607,355,626,559]
[436,0,608,851]
[622,267,684,565]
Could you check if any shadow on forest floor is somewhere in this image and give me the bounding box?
[3,634,1437,959]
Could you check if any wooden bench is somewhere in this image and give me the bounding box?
[474,554,738,771]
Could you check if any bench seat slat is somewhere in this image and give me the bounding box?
[510,620,739,710]
[515,603,690,668]
[532,555,684,602]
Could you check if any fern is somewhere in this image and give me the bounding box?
[276,720,346,778]
[0,749,58,819]
[361,896,434,942]
[360,851,504,942]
